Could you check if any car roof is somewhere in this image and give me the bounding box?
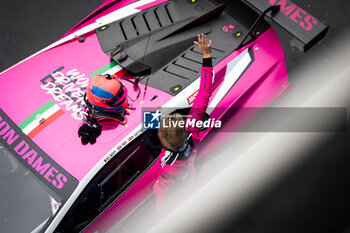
[0,32,172,181]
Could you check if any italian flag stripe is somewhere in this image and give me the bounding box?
[90,61,127,78]
[19,100,56,130]
[90,61,118,78]
[27,109,65,139]
[114,69,128,77]
[101,64,124,76]
[19,101,65,139]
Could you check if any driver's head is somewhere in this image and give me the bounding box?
[158,113,187,151]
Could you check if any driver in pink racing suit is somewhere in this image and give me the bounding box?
[152,34,214,217]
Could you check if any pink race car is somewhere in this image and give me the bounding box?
[0,0,328,232]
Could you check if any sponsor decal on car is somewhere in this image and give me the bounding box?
[187,89,199,105]
[0,109,78,199]
[40,61,127,121]
[269,0,318,31]
[40,66,88,120]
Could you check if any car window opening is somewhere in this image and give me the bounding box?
[56,130,161,233]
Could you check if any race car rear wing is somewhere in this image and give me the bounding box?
[241,0,329,51]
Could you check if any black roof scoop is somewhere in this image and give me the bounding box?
[97,1,225,76]
[95,0,256,95]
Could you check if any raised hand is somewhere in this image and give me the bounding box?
[194,33,212,58]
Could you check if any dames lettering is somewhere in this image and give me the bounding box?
[269,0,318,31]
[0,119,19,145]
[0,115,68,190]
[15,140,67,189]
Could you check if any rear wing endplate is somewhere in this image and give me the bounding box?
[242,0,329,51]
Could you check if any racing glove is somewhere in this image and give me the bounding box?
[78,123,102,145]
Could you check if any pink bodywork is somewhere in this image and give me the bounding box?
[0,0,174,183]
[85,27,289,233]
[0,0,288,232]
